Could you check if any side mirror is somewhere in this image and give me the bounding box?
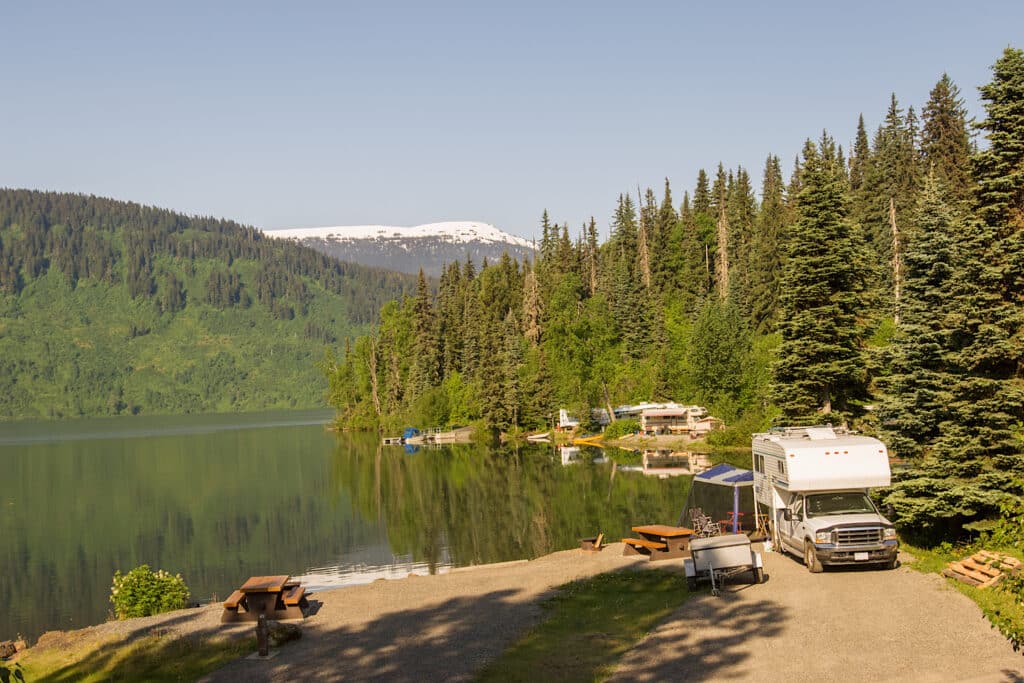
[782,509,793,522]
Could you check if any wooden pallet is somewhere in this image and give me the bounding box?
[942,551,1022,588]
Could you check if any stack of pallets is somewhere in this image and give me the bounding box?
[941,550,1022,588]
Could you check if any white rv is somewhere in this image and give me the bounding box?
[752,425,899,572]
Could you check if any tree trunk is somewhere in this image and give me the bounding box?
[890,198,902,326]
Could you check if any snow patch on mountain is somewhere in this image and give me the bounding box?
[263,221,534,249]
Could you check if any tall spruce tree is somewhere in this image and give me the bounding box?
[921,73,973,202]
[772,135,866,421]
[408,269,439,397]
[877,175,960,458]
[749,155,786,332]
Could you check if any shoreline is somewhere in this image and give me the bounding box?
[5,543,652,680]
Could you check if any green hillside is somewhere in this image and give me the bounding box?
[0,189,417,419]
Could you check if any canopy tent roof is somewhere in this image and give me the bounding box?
[695,463,754,486]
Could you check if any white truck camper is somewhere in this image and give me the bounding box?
[752,425,899,572]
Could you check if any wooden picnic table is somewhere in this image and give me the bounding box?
[632,524,694,538]
[221,574,308,623]
[623,525,695,560]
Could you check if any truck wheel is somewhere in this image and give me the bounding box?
[882,556,899,570]
[804,541,823,573]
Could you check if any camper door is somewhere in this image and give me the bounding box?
[778,495,803,546]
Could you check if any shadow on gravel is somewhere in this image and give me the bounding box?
[204,588,530,683]
[615,590,787,682]
[6,610,252,683]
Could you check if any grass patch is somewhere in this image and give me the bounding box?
[2,632,251,682]
[902,543,1024,651]
[476,569,689,682]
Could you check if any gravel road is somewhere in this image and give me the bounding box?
[20,543,1024,682]
[606,548,1024,683]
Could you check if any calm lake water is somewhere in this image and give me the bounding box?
[0,411,690,642]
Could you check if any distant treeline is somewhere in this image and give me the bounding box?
[326,47,1024,542]
[0,189,415,323]
[0,189,418,418]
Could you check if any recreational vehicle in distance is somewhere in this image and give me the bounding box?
[752,425,899,572]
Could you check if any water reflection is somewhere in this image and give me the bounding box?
[1,417,690,643]
[329,436,691,569]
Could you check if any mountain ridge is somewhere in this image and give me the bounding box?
[263,221,536,276]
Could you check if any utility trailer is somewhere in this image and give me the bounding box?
[684,533,765,595]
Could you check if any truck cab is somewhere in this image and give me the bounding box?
[777,489,899,572]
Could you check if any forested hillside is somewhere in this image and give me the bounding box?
[326,47,1024,540]
[0,190,418,418]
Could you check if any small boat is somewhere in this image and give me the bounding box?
[526,432,551,442]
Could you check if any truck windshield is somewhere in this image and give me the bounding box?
[805,492,876,518]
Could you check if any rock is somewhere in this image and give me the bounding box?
[267,621,301,647]
[0,640,15,658]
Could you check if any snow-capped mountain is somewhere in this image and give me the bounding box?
[262,221,535,276]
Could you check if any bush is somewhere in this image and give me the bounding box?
[603,419,640,440]
[110,565,190,619]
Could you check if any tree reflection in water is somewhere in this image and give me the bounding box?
[330,436,691,571]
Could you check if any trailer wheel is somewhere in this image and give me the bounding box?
[804,541,823,573]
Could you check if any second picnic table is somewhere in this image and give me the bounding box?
[623,524,694,560]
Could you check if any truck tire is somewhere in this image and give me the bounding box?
[804,541,823,573]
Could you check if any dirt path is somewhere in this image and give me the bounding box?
[197,547,648,682]
[606,548,1024,683]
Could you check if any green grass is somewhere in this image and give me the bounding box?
[902,543,1024,651]
[2,632,252,682]
[476,569,690,683]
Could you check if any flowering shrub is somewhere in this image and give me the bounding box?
[110,565,190,619]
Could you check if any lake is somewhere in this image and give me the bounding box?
[0,411,690,642]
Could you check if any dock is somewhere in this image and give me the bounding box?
[405,426,474,445]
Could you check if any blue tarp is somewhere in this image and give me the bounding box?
[695,463,755,486]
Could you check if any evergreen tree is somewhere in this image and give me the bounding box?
[408,269,439,396]
[748,155,786,332]
[675,192,709,310]
[693,169,711,215]
[858,94,922,313]
[921,74,973,202]
[849,114,871,192]
[772,136,866,421]
[652,179,678,293]
[877,175,960,459]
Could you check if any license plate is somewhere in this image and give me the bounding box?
[854,552,869,561]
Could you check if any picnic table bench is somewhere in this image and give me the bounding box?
[623,525,694,560]
[221,575,309,623]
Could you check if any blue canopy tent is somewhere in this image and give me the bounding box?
[679,464,757,534]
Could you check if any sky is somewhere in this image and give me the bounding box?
[2,1,1022,241]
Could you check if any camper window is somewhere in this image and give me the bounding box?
[779,460,786,475]
[805,492,876,518]
[755,454,764,472]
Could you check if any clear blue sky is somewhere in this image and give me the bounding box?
[2,1,1021,240]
